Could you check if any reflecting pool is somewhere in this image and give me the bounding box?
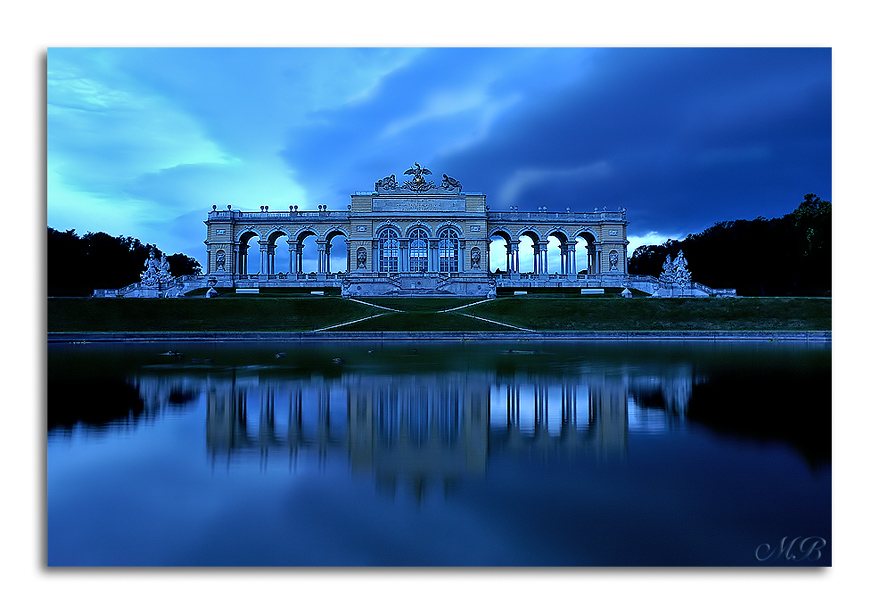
[47,341,830,566]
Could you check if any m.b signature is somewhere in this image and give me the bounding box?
[755,536,827,562]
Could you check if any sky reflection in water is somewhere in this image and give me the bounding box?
[47,341,830,566]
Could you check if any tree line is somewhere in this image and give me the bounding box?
[628,194,831,297]
[48,228,202,296]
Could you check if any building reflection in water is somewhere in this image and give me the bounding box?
[126,362,696,498]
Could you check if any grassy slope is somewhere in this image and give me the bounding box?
[461,297,831,331]
[47,296,831,332]
[47,297,383,332]
[332,311,511,331]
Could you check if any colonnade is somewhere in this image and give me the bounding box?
[501,238,599,275]
[234,237,348,277]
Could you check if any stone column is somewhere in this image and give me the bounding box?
[400,239,410,273]
[429,239,439,273]
[287,240,295,274]
[316,241,327,276]
[292,244,301,275]
[511,240,520,274]
[206,248,212,275]
[258,241,269,279]
[537,241,548,275]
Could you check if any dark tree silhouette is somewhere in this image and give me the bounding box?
[165,253,202,277]
[628,195,831,297]
[47,228,202,296]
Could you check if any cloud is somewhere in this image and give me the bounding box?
[497,162,612,208]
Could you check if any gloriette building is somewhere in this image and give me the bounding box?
[99,164,734,298]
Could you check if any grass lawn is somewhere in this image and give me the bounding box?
[330,310,513,331]
[47,297,383,332]
[47,295,831,332]
[352,297,485,312]
[460,296,831,331]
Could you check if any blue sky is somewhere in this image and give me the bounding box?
[47,47,831,272]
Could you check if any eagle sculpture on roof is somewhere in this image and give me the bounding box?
[403,162,434,192]
[405,162,431,182]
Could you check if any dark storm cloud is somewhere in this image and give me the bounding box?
[438,48,831,236]
[281,48,829,243]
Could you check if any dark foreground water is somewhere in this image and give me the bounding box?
[47,340,830,567]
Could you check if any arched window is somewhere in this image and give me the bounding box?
[378,228,399,273]
[409,228,428,272]
[439,228,459,273]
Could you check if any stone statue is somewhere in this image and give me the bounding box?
[158,255,174,284]
[441,174,462,191]
[140,250,161,286]
[216,250,226,271]
[471,247,481,269]
[375,174,397,191]
[673,251,692,286]
[660,254,675,283]
[140,249,174,287]
[356,247,367,269]
[609,251,619,271]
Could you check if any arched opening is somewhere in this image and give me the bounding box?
[576,232,598,275]
[547,234,562,274]
[548,231,572,275]
[267,230,289,277]
[238,231,260,276]
[325,231,349,275]
[517,231,540,274]
[488,230,512,273]
[575,237,589,275]
[292,230,319,275]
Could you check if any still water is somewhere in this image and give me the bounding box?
[47,341,830,566]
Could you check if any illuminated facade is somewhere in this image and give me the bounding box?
[201,164,633,297]
[98,164,734,297]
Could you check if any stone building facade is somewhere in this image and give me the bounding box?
[200,165,634,297]
[97,165,734,297]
